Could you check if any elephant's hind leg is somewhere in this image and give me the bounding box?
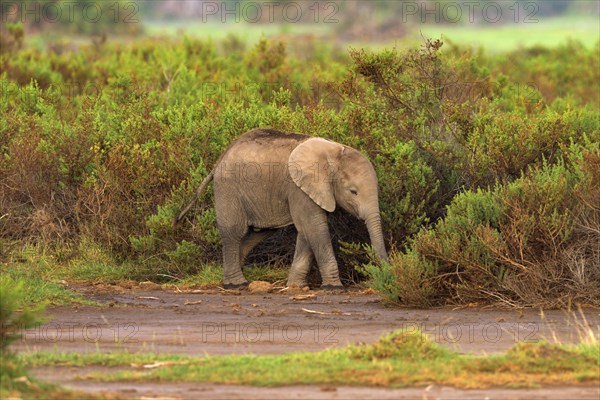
[220,225,249,288]
[287,233,313,287]
[239,229,276,265]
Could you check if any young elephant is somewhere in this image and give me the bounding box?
[175,128,388,289]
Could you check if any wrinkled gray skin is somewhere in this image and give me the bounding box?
[176,129,388,289]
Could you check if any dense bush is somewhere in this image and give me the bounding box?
[376,146,599,307]
[495,41,600,106]
[1,33,598,306]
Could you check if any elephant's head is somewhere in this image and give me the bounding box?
[288,138,389,263]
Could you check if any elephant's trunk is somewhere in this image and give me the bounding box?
[365,212,388,263]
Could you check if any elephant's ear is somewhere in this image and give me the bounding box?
[288,138,342,213]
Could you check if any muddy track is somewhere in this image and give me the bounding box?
[17,284,600,399]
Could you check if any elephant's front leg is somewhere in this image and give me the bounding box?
[307,232,343,288]
[287,233,314,287]
[294,215,343,288]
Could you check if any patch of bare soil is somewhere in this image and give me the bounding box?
[18,284,600,399]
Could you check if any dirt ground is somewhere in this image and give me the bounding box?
[17,284,600,399]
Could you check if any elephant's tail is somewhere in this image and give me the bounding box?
[174,169,215,226]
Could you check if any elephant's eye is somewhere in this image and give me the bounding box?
[350,189,358,196]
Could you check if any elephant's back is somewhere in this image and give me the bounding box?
[215,128,308,182]
[235,128,309,147]
[218,128,309,164]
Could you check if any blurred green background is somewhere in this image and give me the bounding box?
[2,0,599,50]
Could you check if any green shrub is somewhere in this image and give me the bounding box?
[379,146,600,307]
[376,141,439,240]
[496,40,600,106]
[358,259,400,305]
[165,240,204,276]
[0,277,46,395]
[0,277,45,352]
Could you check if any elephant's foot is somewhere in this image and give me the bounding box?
[286,279,308,289]
[223,281,249,290]
[223,269,248,289]
[320,277,344,291]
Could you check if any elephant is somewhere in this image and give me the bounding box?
[175,128,388,289]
